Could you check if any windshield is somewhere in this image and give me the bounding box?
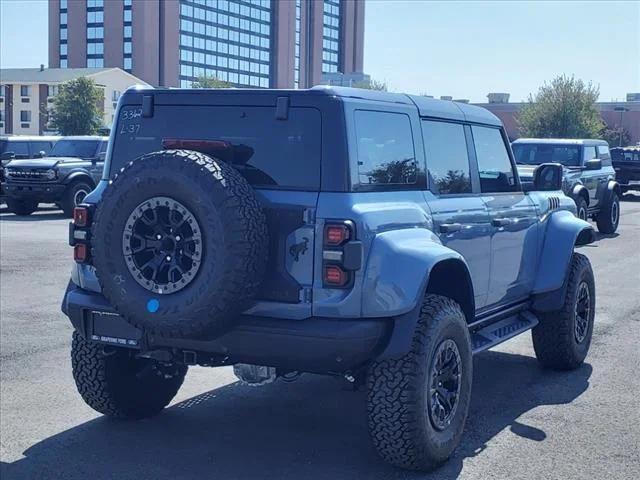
[513,144,581,167]
[49,140,99,158]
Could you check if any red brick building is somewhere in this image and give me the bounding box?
[475,94,640,146]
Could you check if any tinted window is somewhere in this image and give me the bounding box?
[49,140,99,158]
[512,144,581,167]
[422,120,472,195]
[472,126,517,193]
[354,111,416,186]
[98,141,108,153]
[111,106,321,190]
[30,141,53,156]
[6,141,30,156]
[583,146,596,162]
[597,145,611,166]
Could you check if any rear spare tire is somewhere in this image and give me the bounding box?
[91,150,268,338]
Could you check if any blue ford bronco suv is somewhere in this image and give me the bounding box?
[62,86,596,472]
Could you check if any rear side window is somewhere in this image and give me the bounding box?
[111,105,321,190]
[583,146,597,162]
[422,120,472,195]
[472,126,517,193]
[354,110,416,186]
[597,145,611,166]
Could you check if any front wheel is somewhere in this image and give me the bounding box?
[595,193,620,234]
[71,332,187,419]
[532,253,595,370]
[6,198,38,216]
[367,294,473,471]
[62,181,93,217]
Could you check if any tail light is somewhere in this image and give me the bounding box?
[322,221,362,289]
[73,206,89,227]
[69,205,92,263]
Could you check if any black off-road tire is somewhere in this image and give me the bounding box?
[71,332,187,419]
[595,192,620,234]
[6,198,38,216]
[91,150,268,338]
[62,180,93,217]
[532,253,595,370]
[367,294,473,471]
[574,196,588,222]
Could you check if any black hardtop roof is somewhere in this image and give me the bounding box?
[122,85,502,127]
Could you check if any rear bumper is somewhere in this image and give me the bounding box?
[62,282,391,373]
[4,182,66,202]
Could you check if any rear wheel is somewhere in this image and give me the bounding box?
[367,294,472,471]
[532,253,595,370]
[595,192,620,234]
[62,181,93,217]
[71,332,187,419]
[6,198,38,216]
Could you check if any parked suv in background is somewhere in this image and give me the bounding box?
[62,87,596,472]
[512,138,621,233]
[0,135,58,202]
[4,136,107,216]
[611,146,640,194]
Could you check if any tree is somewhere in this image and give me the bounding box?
[518,75,604,139]
[601,125,631,147]
[353,78,388,91]
[49,77,103,135]
[191,75,232,88]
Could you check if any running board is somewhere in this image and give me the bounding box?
[471,311,539,354]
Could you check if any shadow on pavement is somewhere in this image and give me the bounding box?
[0,207,66,222]
[1,351,592,480]
[620,192,640,202]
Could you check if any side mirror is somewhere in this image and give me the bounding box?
[35,151,46,158]
[532,163,563,191]
[585,158,602,170]
[0,151,15,161]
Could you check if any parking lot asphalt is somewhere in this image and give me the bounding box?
[1,197,639,480]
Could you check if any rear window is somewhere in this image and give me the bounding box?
[512,143,581,167]
[110,105,321,190]
[50,139,99,158]
[353,110,416,187]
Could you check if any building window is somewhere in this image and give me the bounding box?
[0,85,5,97]
[124,9,132,22]
[48,85,59,97]
[60,59,68,68]
[20,85,30,97]
[60,12,67,25]
[322,0,341,74]
[60,0,67,9]
[112,90,121,102]
[21,111,32,122]
[178,0,272,88]
[124,57,132,71]
[87,58,104,68]
[86,0,104,68]
[294,0,301,88]
[60,44,68,56]
[123,0,133,71]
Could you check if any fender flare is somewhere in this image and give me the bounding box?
[531,210,594,312]
[602,179,621,203]
[63,171,95,187]
[571,184,590,205]
[362,228,474,358]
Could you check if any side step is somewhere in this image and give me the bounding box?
[471,311,539,354]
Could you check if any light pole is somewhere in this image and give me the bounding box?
[613,106,630,147]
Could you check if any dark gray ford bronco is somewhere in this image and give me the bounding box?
[62,86,597,472]
[4,136,108,216]
[513,138,621,233]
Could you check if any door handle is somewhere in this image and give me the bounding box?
[492,218,511,227]
[439,223,462,233]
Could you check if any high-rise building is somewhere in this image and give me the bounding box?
[48,0,365,89]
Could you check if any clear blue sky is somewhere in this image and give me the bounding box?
[1,0,638,102]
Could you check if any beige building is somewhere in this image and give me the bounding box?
[0,66,149,135]
[48,0,366,89]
